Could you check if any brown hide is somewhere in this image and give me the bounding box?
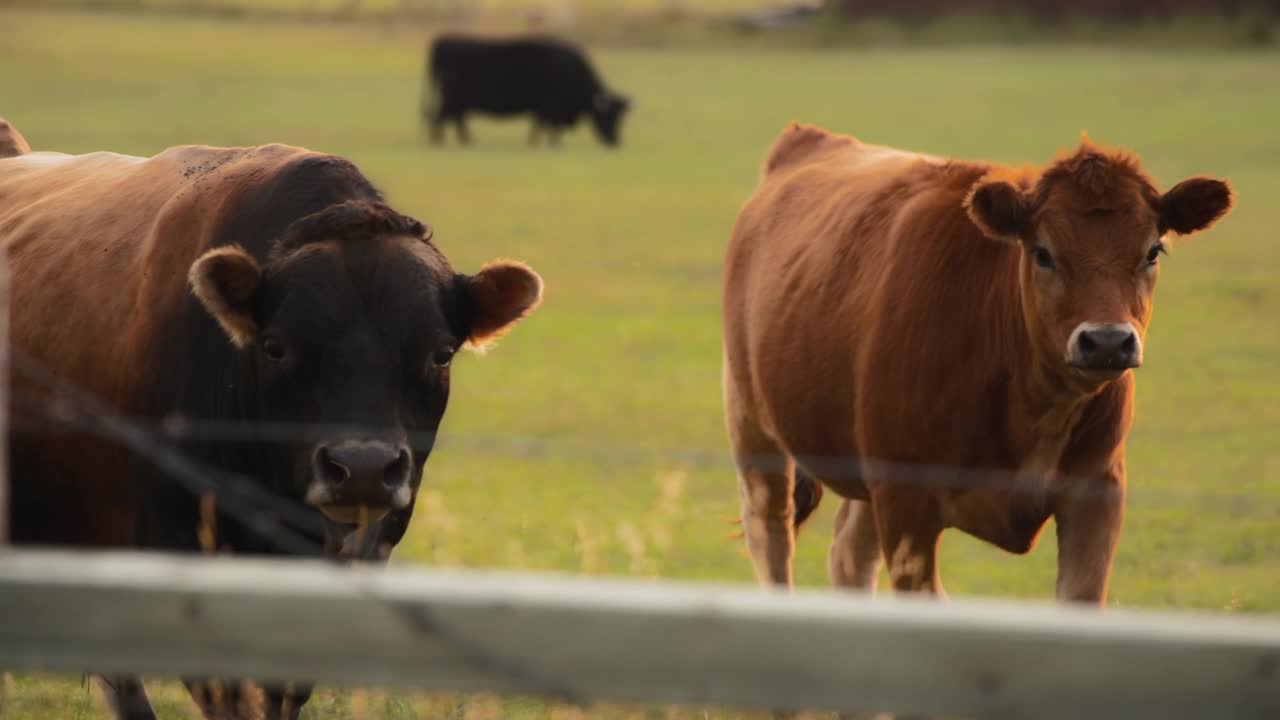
[0,144,319,545]
[723,123,1231,602]
[0,118,31,158]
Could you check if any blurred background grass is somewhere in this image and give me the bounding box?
[0,1,1277,717]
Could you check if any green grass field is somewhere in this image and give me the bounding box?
[1,6,1278,718]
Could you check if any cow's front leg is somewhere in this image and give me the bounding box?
[829,498,883,591]
[262,682,312,720]
[869,481,945,597]
[185,678,311,720]
[1054,462,1125,605]
[98,674,156,720]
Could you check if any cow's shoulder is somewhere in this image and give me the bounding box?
[149,143,313,185]
[762,122,859,176]
[125,144,379,260]
[196,147,383,255]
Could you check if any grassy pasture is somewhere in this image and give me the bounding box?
[0,6,1278,718]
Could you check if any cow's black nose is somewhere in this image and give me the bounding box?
[316,441,412,507]
[1071,325,1140,369]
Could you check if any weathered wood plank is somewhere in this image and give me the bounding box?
[0,550,1277,718]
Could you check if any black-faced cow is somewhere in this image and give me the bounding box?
[0,134,543,719]
[423,34,631,148]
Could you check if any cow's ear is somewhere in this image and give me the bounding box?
[965,178,1030,244]
[1160,177,1232,236]
[190,245,262,349]
[463,260,543,351]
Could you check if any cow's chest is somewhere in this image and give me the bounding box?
[937,405,1084,554]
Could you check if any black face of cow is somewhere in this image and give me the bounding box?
[590,92,630,147]
[252,239,452,538]
[189,203,542,557]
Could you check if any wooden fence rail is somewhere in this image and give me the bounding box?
[0,549,1277,718]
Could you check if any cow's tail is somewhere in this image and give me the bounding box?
[792,467,824,534]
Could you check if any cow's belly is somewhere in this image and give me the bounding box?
[804,463,870,502]
[767,394,868,502]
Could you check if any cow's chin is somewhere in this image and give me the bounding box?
[317,504,391,525]
[317,505,390,559]
[1068,364,1132,386]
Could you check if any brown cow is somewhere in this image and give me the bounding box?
[722,123,1232,604]
[0,131,542,718]
[0,117,31,157]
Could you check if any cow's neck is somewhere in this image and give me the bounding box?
[1005,288,1103,476]
[1009,362,1087,474]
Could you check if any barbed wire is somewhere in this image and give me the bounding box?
[5,344,1276,544]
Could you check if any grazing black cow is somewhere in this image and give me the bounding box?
[0,130,543,719]
[422,34,631,148]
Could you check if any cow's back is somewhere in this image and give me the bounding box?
[724,125,1012,479]
[430,35,600,115]
[0,144,316,408]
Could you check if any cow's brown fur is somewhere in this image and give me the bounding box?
[723,123,1232,603]
[0,117,30,158]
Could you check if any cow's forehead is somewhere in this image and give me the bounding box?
[1035,181,1158,247]
[1030,144,1160,244]
[1034,213,1156,269]
[272,234,451,283]
[265,235,459,343]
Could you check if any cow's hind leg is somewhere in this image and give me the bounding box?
[428,112,446,144]
[734,444,795,587]
[453,114,472,145]
[725,388,795,587]
[829,498,883,591]
[97,675,157,720]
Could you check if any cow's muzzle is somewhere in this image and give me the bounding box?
[1066,322,1142,373]
[305,439,413,523]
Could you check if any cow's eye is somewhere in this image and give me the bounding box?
[1030,245,1055,270]
[430,347,456,369]
[262,338,288,362]
[1145,242,1166,267]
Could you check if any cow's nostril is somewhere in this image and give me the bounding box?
[384,449,411,488]
[1078,331,1097,355]
[319,448,351,487]
[1121,333,1137,354]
